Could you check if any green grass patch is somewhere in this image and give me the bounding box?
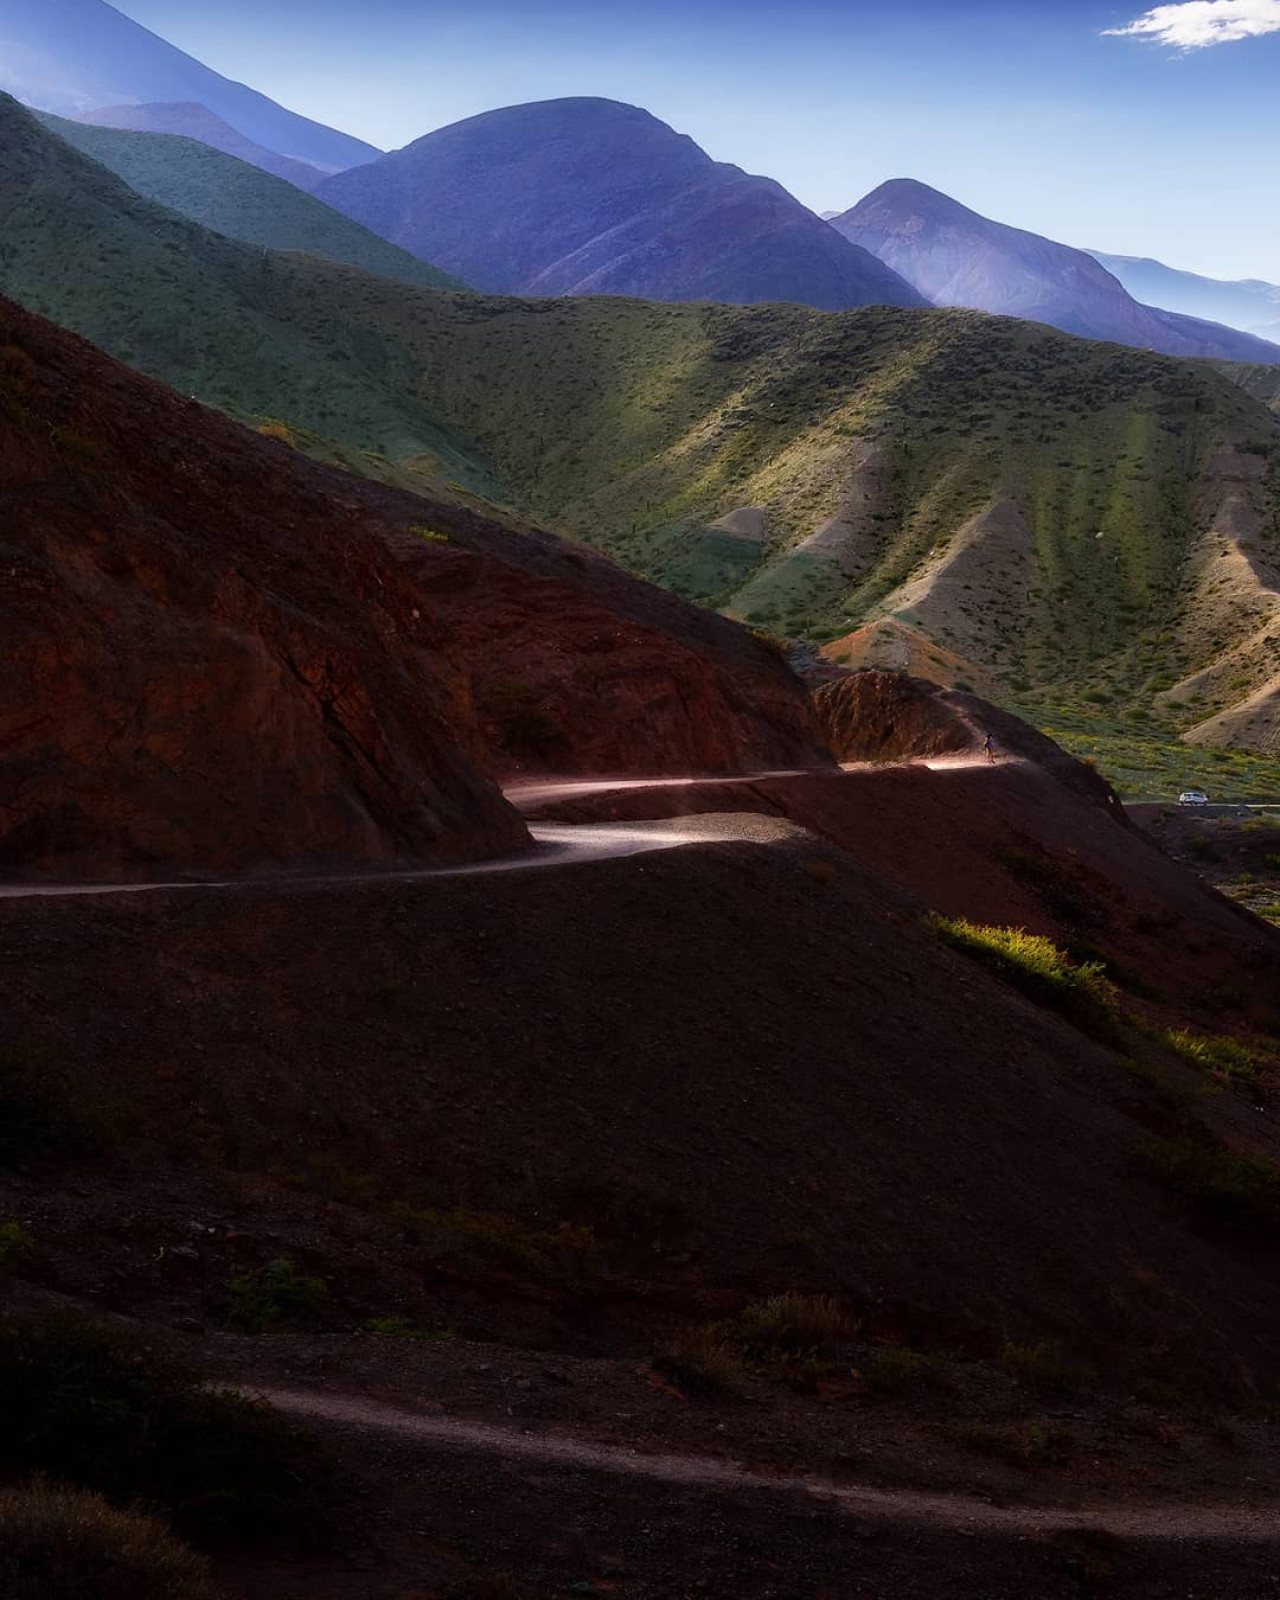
[927,914,1120,1035]
[1023,703,1280,803]
[226,1257,329,1334]
[1136,1136,1280,1234]
[1158,1029,1279,1082]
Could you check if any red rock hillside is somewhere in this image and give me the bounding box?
[0,298,827,880]
[815,669,1120,808]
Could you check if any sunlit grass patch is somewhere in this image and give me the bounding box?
[926,914,1119,1032]
[1157,1029,1279,1083]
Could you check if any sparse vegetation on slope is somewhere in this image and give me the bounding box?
[926,915,1120,1038]
[38,113,466,292]
[7,93,1280,747]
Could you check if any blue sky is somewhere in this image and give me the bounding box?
[108,0,1279,279]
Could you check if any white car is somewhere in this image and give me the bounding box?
[1178,790,1209,806]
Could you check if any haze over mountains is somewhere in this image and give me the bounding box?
[1089,250,1280,341]
[39,109,465,292]
[318,98,927,312]
[831,180,1280,366]
[74,101,327,191]
[0,0,377,170]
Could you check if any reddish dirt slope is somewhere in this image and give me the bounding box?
[530,679,1280,1035]
[5,831,1280,1398]
[0,298,826,878]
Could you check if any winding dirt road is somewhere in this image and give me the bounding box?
[0,812,802,901]
[0,757,1005,901]
[259,1387,1280,1543]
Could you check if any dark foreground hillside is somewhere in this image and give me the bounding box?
[0,295,824,879]
[5,725,1280,1593]
[5,232,1280,1600]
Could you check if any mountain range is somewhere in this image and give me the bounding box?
[0,0,376,170]
[317,98,927,312]
[1090,251,1280,340]
[830,180,1280,366]
[38,109,465,292]
[6,92,1277,756]
[73,100,327,191]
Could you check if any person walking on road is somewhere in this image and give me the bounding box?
[983,732,997,765]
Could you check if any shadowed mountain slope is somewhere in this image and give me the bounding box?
[832,181,1280,365]
[1091,251,1280,340]
[38,111,466,292]
[318,98,926,312]
[0,291,826,877]
[74,101,326,190]
[0,0,376,170]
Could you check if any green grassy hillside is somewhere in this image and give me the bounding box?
[36,112,465,293]
[6,94,1279,755]
[1218,360,1280,415]
[0,95,480,478]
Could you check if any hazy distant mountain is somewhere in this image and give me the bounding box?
[319,98,926,312]
[0,0,377,171]
[40,111,465,292]
[77,102,325,191]
[832,180,1280,364]
[1089,251,1280,339]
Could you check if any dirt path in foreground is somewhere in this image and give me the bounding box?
[258,1388,1280,1543]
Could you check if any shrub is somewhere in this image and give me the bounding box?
[365,1316,455,1343]
[256,419,295,446]
[866,1345,931,1393]
[1185,836,1221,863]
[1000,1340,1094,1393]
[227,1258,329,1333]
[387,1203,596,1276]
[732,1294,850,1361]
[748,628,790,656]
[0,1221,34,1271]
[1136,1136,1280,1234]
[0,1314,330,1545]
[926,915,1119,1035]
[0,1041,106,1168]
[0,1485,214,1600]
[654,1325,741,1396]
[953,1422,1076,1468]
[410,525,450,543]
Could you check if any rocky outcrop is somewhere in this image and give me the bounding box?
[816,670,974,763]
[0,301,530,881]
[816,670,1121,812]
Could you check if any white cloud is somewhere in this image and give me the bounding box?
[1106,0,1280,48]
